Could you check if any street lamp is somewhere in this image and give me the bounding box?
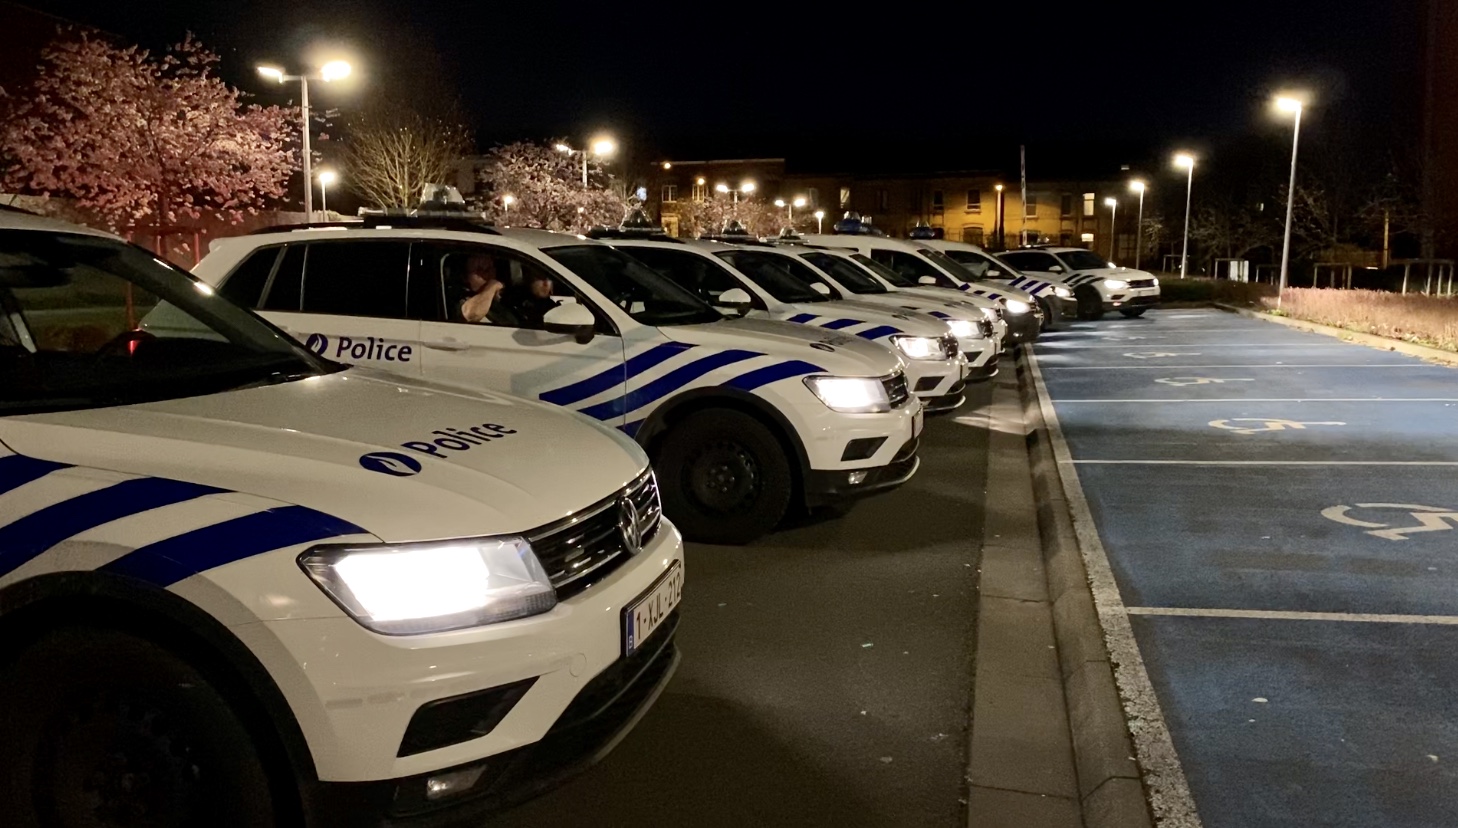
[257,60,352,219]
[1173,153,1196,278]
[1129,180,1147,269]
[715,181,754,203]
[814,209,826,233]
[1103,196,1119,259]
[557,137,616,188]
[1275,95,1306,308]
[316,169,337,217]
[994,184,1005,250]
[501,193,515,216]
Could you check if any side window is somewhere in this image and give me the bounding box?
[416,244,603,332]
[260,244,304,311]
[773,255,840,297]
[1003,252,1056,272]
[887,251,942,285]
[299,241,411,319]
[218,247,281,308]
[622,247,740,303]
[869,249,894,267]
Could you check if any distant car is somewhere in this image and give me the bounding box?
[0,209,683,826]
[916,239,1076,330]
[996,247,1161,320]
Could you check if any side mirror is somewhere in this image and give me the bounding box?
[811,282,832,296]
[986,269,1002,278]
[715,287,754,317]
[918,275,939,286]
[543,302,597,344]
[1048,265,1064,273]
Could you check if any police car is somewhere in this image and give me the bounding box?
[0,210,685,825]
[594,228,972,413]
[915,239,1077,330]
[194,211,923,544]
[996,246,1161,320]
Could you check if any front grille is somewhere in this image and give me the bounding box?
[882,372,911,408]
[938,334,959,359]
[526,469,661,600]
[1128,278,1157,289]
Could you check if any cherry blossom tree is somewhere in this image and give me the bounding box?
[477,140,629,232]
[673,192,784,238]
[1,32,296,233]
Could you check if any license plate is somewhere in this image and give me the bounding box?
[913,407,925,438]
[623,561,683,655]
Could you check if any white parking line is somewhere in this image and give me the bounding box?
[1026,349,1203,827]
[1068,460,1458,466]
[1041,343,1353,349]
[1127,607,1458,625]
[1044,364,1433,370]
[1054,398,1458,403]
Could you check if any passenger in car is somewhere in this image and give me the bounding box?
[507,271,560,329]
[456,254,507,324]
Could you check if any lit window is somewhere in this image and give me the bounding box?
[1083,193,1095,217]
[1081,232,1095,243]
[840,187,851,208]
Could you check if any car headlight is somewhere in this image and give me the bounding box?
[1053,286,1073,299]
[980,307,999,320]
[1103,279,1129,290]
[1003,299,1031,315]
[803,375,891,413]
[299,537,556,635]
[1151,277,1160,287]
[891,335,944,361]
[946,318,981,339]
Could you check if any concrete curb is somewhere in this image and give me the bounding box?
[1014,352,1155,828]
[1215,303,1458,366]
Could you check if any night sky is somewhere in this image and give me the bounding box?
[33,0,1422,180]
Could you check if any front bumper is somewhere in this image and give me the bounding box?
[921,379,967,415]
[965,354,1000,383]
[805,435,921,504]
[1004,311,1040,345]
[311,612,682,825]
[905,357,964,408]
[1103,288,1161,311]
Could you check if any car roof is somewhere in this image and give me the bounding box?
[214,223,606,259]
[0,207,119,240]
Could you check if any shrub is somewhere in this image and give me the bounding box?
[1261,288,1458,352]
[1158,278,1276,306]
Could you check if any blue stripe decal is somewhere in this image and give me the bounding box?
[928,311,950,319]
[787,312,818,324]
[620,420,644,438]
[101,505,366,587]
[0,477,227,579]
[0,455,72,497]
[539,342,693,406]
[821,318,861,330]
[856,325,901,340]
[578,349,762,421]
[723,360,825,392]
[1009,277,1025,287]
[987,293,1003,300]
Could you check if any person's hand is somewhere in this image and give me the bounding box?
[485,281,504,296]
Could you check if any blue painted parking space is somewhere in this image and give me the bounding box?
[1033,309,1458,828]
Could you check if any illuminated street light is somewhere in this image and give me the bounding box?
[715,182,730,194]
[557,137,616,188]
[793,196,807,209]
[740,181,756,194]
[257,59,354,219]
[994,184,1005,250]
[502,193,515,214]
[696,177,706,186]
[316,169,337,217]
[662,161,673,170]
[814,209,826,233]
[1129,180,1147,269]
[554,143,571,153]
[1103,196,1118,259]
[1275,95,1307,309]
[1173,153,1197,278]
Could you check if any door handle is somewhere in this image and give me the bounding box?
[422,338,472,352]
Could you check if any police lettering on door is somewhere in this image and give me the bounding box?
[306,333,413,363]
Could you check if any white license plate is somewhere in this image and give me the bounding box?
[913,407,925,438]
[624,562,683,655]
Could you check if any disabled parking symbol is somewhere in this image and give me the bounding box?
[1156,377,1255,387]
[1208,418,1345,435]
[1321,504,1458,541]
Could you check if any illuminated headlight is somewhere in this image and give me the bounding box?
[892,335,944,361]
[947,318,981,339]
[1054,286,1073,299]
[1003,299,1031,315]
[1151,277,1160,287]
[980,307,999,321]
[1103,279,1130,290]
[299,537,556,635]
[803,375,891,413]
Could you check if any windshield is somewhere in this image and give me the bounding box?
[798,252,889,294]
[916,249,975,286]
[714,251,829,304]
[544,244,723,326]
[1058,250,1115,271]
[939,249,1005,279]
[1,230,333,415]
[851,254,914,288]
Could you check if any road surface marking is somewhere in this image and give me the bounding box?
[1321,504,1458,540]
[1027,348,1202,827]
[1125,352,1203,359]
[1057,398,1458,403]
[1209,418,1345,435]
[1154,377,1256,386]
[1044,364,1437,370]
[1127,607,1458,625]
[1067,460,1458,466]
[1047,343,1350,349]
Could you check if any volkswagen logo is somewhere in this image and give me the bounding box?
[618,497,642,554]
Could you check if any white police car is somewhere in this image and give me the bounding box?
[0,210,685,825]
[997,246,1161,320]
[916,239,1077,330]
[596,231,971,413]
[194,214,923,544]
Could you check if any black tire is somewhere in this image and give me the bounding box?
[0,626,280,828]
[1074,286,1105,320]
[1035,297,1058,331]
[1119,308,1147,318]
[654,408,793,545]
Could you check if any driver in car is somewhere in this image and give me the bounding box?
[457,254,505,324]
[506,271,560,329]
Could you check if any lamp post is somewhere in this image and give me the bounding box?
[1174,153,1196,278]
[1275,96,1306,308]
[257,60,351,220]
[556,137,616,188]
[1103,197,1119,259]
[994,183,1004,250]
[775,196,807,224]
[814,209,826,233]
[1129,180,1146,270]
[501,193,515,217]
[317,169,336,218]
[715,181,755,204]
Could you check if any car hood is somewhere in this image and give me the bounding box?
[1,369,648,543]
[895,286,1000,311]
[970,281,1035,303]
[661,316,904,377]
[776,300,947,335]
[836,292,985,324]
[1089,268,1157,281]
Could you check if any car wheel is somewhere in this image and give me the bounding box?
[1074,286,1105,320]
[1119,309,1147,318]
[0,626,280,828]
[1035,297,1058,331]
[655,408,793,545]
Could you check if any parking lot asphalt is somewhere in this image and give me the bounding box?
[489,384,993,827]
[1031,309,1458,828]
